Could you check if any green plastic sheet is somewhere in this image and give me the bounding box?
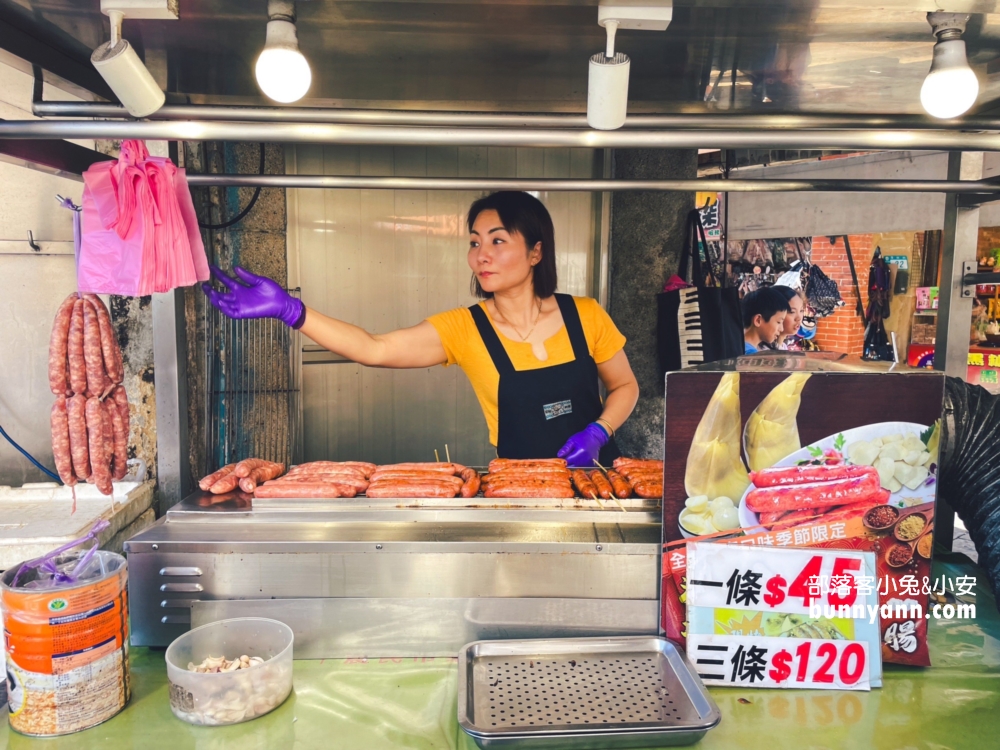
[1,555,997,750]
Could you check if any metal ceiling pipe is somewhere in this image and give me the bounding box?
[184,174,1000,193]
[5,120,1000,150]
[31,101,1000,131]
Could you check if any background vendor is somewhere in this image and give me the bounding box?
[204,191,639,468]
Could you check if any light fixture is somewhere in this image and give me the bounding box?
[921,12,979,119]
[587,2,673,130]
[91,7,167,117]
[255,0,312,104]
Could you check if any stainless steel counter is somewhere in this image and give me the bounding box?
[125,493,662,657]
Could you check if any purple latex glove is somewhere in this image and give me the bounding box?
[202,266,305,328]
[557,423,610,468]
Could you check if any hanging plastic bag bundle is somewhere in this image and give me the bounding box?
[79,139,209,296]
[1,520,131,736]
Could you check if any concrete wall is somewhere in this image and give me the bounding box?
[0,63,94,485]
[183,142,288,481]
[724,151,1000,240]
[608,149,698,459]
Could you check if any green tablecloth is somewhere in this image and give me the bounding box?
[2,555,998,750]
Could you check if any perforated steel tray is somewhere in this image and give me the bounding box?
[458,636,720,749]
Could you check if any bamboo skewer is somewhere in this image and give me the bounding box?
[434,449,440,462]
[445,444,451,463]
[588,491,606,510]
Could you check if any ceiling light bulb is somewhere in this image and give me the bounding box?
[921,38,978,119]
[920,13,978,119]
[255,17,311,103]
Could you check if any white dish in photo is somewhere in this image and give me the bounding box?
[737,421,935,532]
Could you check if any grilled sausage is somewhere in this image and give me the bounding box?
[459,468,481,498]
[612,458,663,471]
[49,294,76,396]
[745,474,881,514]
[749,464,876,488]
[485,466,571,477]
[485,470,571,485]
[209,474,241,494]
[606,469,631,499]
[365,483,459,498]
[239,463,287,493]
[589,471,613,500]
[67,393,91,480]
[631,481,663,500]
[255,482,355,499]
[275,474,370,492]
[488,458,567,473]
[484,484,576,499]
[199,464,236,491]
[50,396,76,485]
[374,462,457,474]
[291,461,376,477]
[67,299,87,395]
[368,472,464,487]
[619,471,663,485]
[234,458,273,477]
[86,397,112,495]
[277,471,358,480]
[571,469,598,499]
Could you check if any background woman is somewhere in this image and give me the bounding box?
[772,285,806,351]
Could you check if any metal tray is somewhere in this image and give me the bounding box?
[458,636,720,749]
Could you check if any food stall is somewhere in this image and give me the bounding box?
[1,1,1000,747]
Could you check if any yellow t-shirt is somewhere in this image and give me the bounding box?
[427,296,626,446]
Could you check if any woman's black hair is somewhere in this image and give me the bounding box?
[467,191,557,299]
[771,285,802,306]
[742,286,793,329]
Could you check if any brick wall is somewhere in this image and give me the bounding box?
[811,235,872,355]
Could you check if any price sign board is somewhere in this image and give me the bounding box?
[687,635,871,691]
[687,542,872,616]
[685,542,881,690]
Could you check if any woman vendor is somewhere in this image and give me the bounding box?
[203,191,639,467]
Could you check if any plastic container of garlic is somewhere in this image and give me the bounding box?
[165,617,294,726]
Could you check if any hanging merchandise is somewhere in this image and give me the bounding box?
[79,140,209,296]
[804,263,845,318]
[863,247,895,361]
[736,265,775,297]
[656,210,743,376]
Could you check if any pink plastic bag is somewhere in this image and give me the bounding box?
[79,140,209,296]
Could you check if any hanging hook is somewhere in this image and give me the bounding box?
[27,230,40,252]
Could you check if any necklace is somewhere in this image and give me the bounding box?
[493,297,543,341]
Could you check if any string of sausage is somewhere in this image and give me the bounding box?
[49,294,129,495]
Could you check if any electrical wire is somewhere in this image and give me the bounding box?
[0,423,61,482]
[198,143,266,229]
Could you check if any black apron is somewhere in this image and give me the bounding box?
[469,294,621,463]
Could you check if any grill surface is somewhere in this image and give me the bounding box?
[459,637,720,749]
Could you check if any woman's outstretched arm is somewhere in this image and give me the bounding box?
[203,266,447,368]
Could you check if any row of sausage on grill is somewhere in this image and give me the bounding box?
[198,457,663,500]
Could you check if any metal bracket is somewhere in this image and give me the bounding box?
[957,193,1000,208]
[960,261,995,297]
